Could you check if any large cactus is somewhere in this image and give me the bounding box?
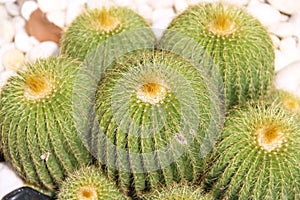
[203,101,300,199]
[57,165,127,200]
[0,57,93,191]
[60,6,153,61]
[162,2,275,108]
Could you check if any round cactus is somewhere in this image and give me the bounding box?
[57,165,127,200]
[141,182,212,200]
[60,7,153,61]
[162,2,275,108]
[0,57,93,191]
[203,101,300,199]
[90,49,223,195]
[267,89,300,114]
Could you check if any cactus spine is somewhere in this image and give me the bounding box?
[203,101,300,199]
[163,2,275,108]
[0,57,93,191]
[60,7,152,61]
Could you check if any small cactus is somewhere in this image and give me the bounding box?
[0,57,93,191]
[57,165,127,200]
[141,182,212,200]
[92,49,223,195]
[60,7,153,61]
[203,101,300,199]
[163,2,275,108]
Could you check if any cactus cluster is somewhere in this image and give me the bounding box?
[163,2,275,108]
[203,101,300,199]
[0,57,93,191]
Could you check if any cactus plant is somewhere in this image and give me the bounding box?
[141,182,212,200]
[162,2,275,108]
[60,6,153,61]
[92,49,223,195]
[57,165,127,200]
[0,57,93,191]
[203,101,300,199]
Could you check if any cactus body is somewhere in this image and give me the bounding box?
[92,49,222,194]
[57,166,127,200]
[203,102,300,199]
[0,57,93,191]
[163,3,275,108]
[60,7,152,61]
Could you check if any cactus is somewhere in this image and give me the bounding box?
[162,2,275,108]
[141,182,212,200]
[92,49,223,195]
[0,57,93,191]
[203,101,300,199]
[60,7,153,61]
[57,165,127,200]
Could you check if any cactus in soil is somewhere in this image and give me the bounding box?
[91,49,223,195]
[0,57,93,191]
[57,165,127,200]
[141,182,212,200]
[60,6,153,61]
[162,2,275,108]
[203,101,300,200]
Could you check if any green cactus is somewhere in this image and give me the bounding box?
[57,165,127,200]
[60,6,153,61]
[203,101,300,199]
[0,57,93,191]
[162,2,275,108]
[267,89,300,114]
[141,182,212,200]
[92,49,223,195]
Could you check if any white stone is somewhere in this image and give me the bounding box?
[268,22,295,38]
[279,37,300,68]
[135,3,153,23]
[174,0,189,14]
[0,70,16,93]
[46,10,66,28]
[270,34,280,49]
[25,41,59,62]
[86,0,112,9]
[0,5,9,19]
[289,11,300,36]
[274,49,289,72]
[65,2,85,26]
[147,0,174,9]
[21,0,38,20]
[0,19,15,46]
[0,0,15,3]
[221,0,250,7]
[246,2,281,27]
[12,16,26,33]
[5,2,19,16]
[274,60,300,97]
[37,0,67,13]
[267,0,300,15]
[152,8,175,24]
[14,32,33,52]
[152,19,172,39]
[0,162,24,199]
[2,48,25,71]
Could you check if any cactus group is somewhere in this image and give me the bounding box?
[203,101,300,199]
[57,165,127,200]
[60,7,152,61]
[163,2,275,108]
[92,49,222,194]
[0,57,93,191]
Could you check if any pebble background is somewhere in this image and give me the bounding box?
[0,0,300,198]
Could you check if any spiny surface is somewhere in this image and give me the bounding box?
[94,49,220,194]
[0,57,93,191]
[203,102,300,200]
[60,7,152,61]
[163,2,275,108]
[57,166,127,200]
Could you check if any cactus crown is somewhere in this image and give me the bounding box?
[78,185,97,200]
[24,73,53,100]
[95,8,121,32]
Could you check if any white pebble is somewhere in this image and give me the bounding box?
[267,0,300,15]
[0,0,15,3]
[152,19,172,39]
[21,0,38,20]
[0,5,9,19]
[5,2,19,16]
[174,0,188,13]
[0,162,24,199]
[246,2,281,27]
[147,0,174,9]
[152,8,175,24]
[0,70,16,93]
[268,22,295,38]
[279,37,300,66]
[86,0,112,9]
[14,32,34,52]
[289,11,300,36]
[46,10,66,28]
[65,3,85,26]
[37,0,67,13]
[12,16,26,33]
[274,60,300,97]
[25,41,59,63]
[0,19,15,46]
[135,4,153,23]
[2,48,25,71]
[221,0,250,7]
[270,34,280,49]
[274,49,289,72]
